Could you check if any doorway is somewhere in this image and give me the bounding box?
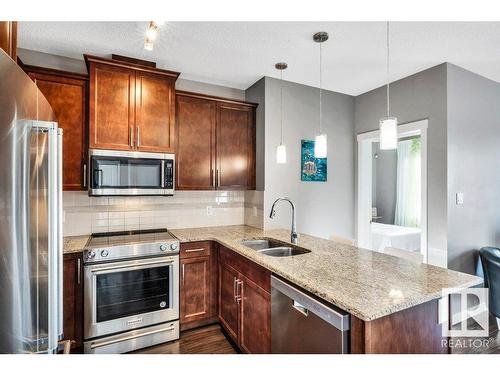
[357,120,428,263]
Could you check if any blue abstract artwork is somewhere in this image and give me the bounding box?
[301,140,327,182]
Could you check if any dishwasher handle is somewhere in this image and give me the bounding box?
[271,276,350,332]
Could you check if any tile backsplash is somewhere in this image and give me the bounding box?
[63,190,264,236]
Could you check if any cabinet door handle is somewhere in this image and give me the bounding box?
[137,126,140,147]
[129,127,133,147]
[217,169,221,188]
[77,258,81,285]
[182,263,185,284]
[83,164,87,188]
[212,169,215,188]
[233,277,237,299]
[185,248,205,253]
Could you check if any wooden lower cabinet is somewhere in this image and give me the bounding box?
[218,262,240,342]
[218,246,271,353]
[239,274,271,354]
[63,253,83,350]
[179,242,217,331]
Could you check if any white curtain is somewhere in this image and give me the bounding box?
[394,138,421,228]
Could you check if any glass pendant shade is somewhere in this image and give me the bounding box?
[276,144,287,164]
[314,133,327,158]
[379,116,398,150]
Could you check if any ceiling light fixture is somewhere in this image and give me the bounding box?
[379,22,397,150]
[313,31,329,159]
[144,21,162,51]
[275,62,288,164]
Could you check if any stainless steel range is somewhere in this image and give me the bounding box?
[83,228,180,354]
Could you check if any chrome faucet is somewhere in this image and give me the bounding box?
[269,197,298,244]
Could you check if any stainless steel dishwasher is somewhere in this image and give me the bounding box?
[271,276,350,353]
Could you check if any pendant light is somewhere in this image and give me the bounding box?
[379,22,397,150]
[275,62,288,164]
[313,32,328,158]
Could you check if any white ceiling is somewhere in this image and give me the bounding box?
[18,21,500,96]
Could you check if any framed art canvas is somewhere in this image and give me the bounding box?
[301,139,327,182]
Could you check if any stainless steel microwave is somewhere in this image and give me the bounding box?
[88,149,174,196]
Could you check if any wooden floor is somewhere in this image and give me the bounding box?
[131,320,499,354]
[131,324,237,354]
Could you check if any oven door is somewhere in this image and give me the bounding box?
[88,149,174,196]
[84,255,179,340]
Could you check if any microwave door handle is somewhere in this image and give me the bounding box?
[161,160,165,188]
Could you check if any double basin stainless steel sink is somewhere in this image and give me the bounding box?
[240,239,311,257]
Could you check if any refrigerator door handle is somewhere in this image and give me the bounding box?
[57,129,63,341]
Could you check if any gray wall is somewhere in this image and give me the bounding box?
[261,77,355,240]
[355,64,448,267]
[245,78,266,191]
[372,143,397,225]
[17,48,245,100]
[446,63,500,274]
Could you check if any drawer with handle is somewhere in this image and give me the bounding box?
[180,241,211,259]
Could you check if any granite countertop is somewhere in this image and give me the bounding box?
[63,225,482,321]
[170,225,482,321]
[63,235,90,254]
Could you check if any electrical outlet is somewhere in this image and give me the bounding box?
[456,192,464,205]
[206,206,214,216]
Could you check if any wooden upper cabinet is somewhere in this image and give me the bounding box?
[217,103,255,190]
[24,66,88,190]
[175,91,257,191]
[89,63,135,150]
[85,55,179,153]
[135,72,175,152]
[176,94,216,190]
[0,21,17,61]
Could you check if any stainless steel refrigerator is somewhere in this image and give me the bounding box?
[0,49,63,353]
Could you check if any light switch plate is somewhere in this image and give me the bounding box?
[253,206,258,217]
[456,192,464,205]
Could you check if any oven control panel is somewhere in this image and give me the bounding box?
[84,240,180,264]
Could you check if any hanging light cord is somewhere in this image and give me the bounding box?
[280,68,284,145]
[319,40,323,134]
[386,21,390,118]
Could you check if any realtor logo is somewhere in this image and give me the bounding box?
[440,288,489,337]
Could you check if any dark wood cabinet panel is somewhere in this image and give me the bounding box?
[86,55,179,153]
[218,262,240,342]
[135,72,175,152]
[89,62,135,150]
[180,256,211,324]
[219,246,270,293]
[239,274,271,354]
[175,91,256,191]
[0,21,17,61]
[175,94,216,190]
[63,253,83,350]
[350,299,448,354]
[26,68,88,190]
[218,245,271,353]
[217,103,255,190]
[179,241,217,331]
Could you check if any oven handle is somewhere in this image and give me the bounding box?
[89,258,175,274]
[89,324,176,350]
